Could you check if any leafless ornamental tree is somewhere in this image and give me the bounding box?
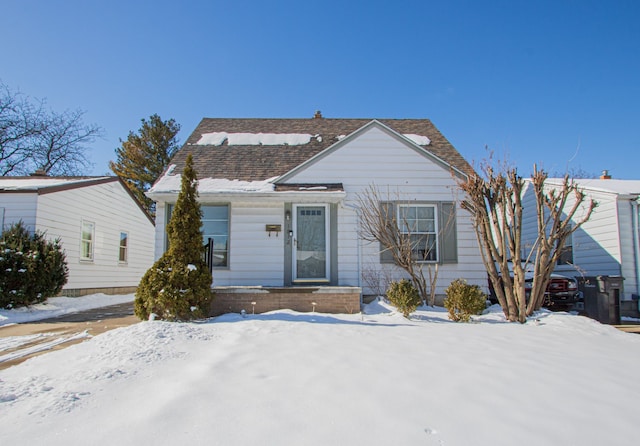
[0,82,101,176]
[358,185,451,306]
[32,109,102,176]
[459,162,596,323]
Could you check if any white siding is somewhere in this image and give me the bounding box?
[153,202,168,260]
[0,193,38,231]
[522,181,640,299]
[286,126,486,295]
[153,124,485,295]
[290,127,462,199]
[553,188,622,277]
[212,202,284,286]
[35,181,155,290]
[618,199,638,298]
[520,182,539,256]
[336,205,360,287]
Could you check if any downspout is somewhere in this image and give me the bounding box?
[343,202,363,306]
[631,198,640,301]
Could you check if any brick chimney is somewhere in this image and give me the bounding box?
[600,170,611,180]
[313,110,323,119]
[30,169,48,177]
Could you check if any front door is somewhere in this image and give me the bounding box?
[293,204,330,282]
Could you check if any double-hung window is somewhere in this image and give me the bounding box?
[201,205,229,268]
[81,221,95,261]
[398,204,438,262]
[119,232,128,263]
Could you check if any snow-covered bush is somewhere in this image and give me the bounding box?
[444,279,487,322]
[0,221,68,309]
[386,279,421,318]
[134,155,213,321]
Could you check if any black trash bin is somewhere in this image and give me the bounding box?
[578,276,623,324]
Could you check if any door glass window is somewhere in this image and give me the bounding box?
[295,206,327,280]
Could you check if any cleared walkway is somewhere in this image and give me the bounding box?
[0,302,138,370]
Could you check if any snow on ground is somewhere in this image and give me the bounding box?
[1,298,640,445]
[0,293,134,326]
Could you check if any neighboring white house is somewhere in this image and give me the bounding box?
[147,115,486,314]
[521,175,640,302]
[0,175,155,296]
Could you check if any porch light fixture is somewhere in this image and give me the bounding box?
[285,210,291,221]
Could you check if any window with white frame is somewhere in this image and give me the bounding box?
[398,204,438,261]
[201,205,229,267]
[119,231,128,263]
[168,203,231,268]
[81,221,95,261]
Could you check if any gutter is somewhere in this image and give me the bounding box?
[147,190,347,203]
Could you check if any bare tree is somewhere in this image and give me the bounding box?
[362,262,396,298]
[357,185,451,306]
[0,82,102,176]
[32,109,101,176]
[0,83,44,175]
[459,161,596,323]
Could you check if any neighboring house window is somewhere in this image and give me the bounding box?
[557,226,573,265]
[81,221,95,261]
[201,205,230,268]
[380,201,458,264]
[398,204,438,261]
[119,232,128,263]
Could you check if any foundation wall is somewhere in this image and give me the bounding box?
[210,287,362,316]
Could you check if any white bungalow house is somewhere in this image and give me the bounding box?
[521,175,640,315]
[147,115,486,314]
[0,175,155,297]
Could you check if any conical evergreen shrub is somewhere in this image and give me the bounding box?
[135,154,214,320]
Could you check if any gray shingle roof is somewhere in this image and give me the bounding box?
[167,117,473,182]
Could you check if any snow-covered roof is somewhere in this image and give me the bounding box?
[194,131,430,147]
[544,178,640,196]
[149,169,277,194]
[196,132,319,146]
[148,167,347,197]
[403,133,431,145]
[161,117,472,185]
[0,176,113,192]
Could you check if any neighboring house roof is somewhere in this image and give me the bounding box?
[543,178,640,198]
[0,175,155,225]
[0,176,114,193]
[156,117,473,189]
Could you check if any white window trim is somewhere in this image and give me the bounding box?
[397,203,439,263]
[119,231,129,264]
[80,220,95,262]
[200,204,230,269]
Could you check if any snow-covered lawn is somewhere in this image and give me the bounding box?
[1,297,639,445]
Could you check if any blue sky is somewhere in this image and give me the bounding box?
[2,0,639,179]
